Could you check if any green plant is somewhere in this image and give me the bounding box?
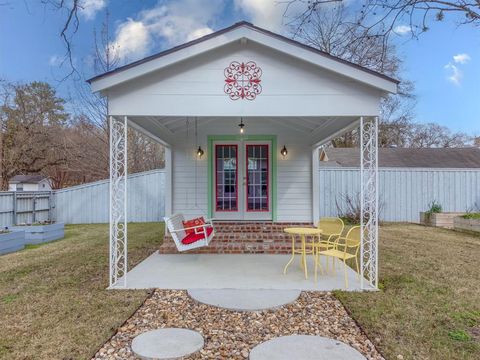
[448,330,471,342]
[426,200,442,215]
[462,213,480,219]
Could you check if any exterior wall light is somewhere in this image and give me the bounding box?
[281,145,288,158]
[238,117,245,134]
[197,146,204,158]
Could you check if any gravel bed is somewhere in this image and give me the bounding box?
[92,290,383,360]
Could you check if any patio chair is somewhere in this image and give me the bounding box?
[315,226,361,289]
[314,217,345,272]
[164,213,215,252]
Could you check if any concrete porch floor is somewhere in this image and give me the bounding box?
[117,252,374,291]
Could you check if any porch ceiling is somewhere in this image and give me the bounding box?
[124,115,360,147]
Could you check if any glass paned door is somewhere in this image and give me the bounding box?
[246,145,269,211]
[215,144,238,212]
[213,141,271,220]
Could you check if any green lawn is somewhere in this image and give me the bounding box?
[0,223,478,359]
[0,223,163,360]
[335,224,480,360]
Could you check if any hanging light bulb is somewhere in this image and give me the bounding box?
[281,145,288,158]
[196,146,204,158]
[238,117,245,134]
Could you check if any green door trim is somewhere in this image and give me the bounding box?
[207,135,277,221]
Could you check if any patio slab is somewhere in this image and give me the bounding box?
[131,328,203,359]
[249,335,366,360]
[187,289,301,311]
[117,252,373,291]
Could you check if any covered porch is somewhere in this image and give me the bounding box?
[88,22,397,291]
[114,252,370,291]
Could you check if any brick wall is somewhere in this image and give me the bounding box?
[160,221,315,254]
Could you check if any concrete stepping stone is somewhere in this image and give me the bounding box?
[131,328,203,360]
[249,335,366,360]
[187,288,301,311]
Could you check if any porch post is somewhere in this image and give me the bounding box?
[165,147,172,218]
[109,115,128,288]
[360,116,379,290]
[312,146,320,225]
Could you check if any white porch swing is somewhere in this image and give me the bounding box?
[164,118,215,252]
[164,213,215,252]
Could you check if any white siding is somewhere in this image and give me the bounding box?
[108,41,382,117]
[170,117,312,222]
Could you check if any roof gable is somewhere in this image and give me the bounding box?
[88,21,398,94]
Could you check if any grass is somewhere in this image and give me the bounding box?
[462,213,480,219]
[1,222,479,359]
[0,222,163,360]
[335,223,480,360]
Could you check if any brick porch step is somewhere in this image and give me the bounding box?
[160,221,317,254]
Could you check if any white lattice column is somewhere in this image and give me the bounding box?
[360,116,379,290]
[109,116,128,288]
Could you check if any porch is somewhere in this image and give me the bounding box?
[87,22,398,291]
[115,252,371,291]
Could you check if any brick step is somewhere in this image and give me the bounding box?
[160,221,317,254]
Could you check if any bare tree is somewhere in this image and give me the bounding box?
[72,10,165,181]
[285,1,480,64]
[291,5,416,147]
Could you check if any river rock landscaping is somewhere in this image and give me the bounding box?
[92,289,382,360]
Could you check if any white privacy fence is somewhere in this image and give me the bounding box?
[0,169,165,227]
[1,168,479,225]
[54,169,165,224]
[319,168,480,222]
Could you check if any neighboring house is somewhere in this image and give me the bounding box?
[8,175,52,192]
[320,147,480,168]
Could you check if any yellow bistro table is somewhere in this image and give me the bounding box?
[283,227,323,279]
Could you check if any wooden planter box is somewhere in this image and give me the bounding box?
[454,217,480,234]
[0,230,25,255]
[11,223,64,245]
[419,212,465,229]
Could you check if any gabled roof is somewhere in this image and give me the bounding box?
[320,147,480,168]
[88,21,398,93]
[9,175,48,184]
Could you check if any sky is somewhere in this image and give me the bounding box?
[0,0,479,135]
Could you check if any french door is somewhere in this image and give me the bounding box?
[213,140,272,220]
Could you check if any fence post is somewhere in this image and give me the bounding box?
[32,195,36,223]
[12,192,17,225]
[48,191,53,222]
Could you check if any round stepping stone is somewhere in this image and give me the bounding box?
[249,335,366,360]
[131,328,204,360]
[187,289,300,311]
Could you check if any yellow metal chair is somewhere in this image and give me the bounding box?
[314,217,345,273]
[315,226,361,289]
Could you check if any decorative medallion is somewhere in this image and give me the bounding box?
[224,61,262,100]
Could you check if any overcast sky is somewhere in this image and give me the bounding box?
[1,0,479,134]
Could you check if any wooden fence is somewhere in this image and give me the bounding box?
[0,191,53,227]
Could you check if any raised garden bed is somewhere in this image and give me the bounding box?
[454,215,480,234]
[419,212,465,229]
[0,229,25,255]
[10,223,64,245]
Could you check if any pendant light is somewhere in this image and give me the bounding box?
[238,117,245,134]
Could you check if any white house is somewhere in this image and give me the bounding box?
[88,21,398,289]
[8,175,52,192]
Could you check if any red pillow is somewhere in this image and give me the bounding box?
[182,217,205,235]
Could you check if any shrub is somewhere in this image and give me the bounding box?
[426,200,442,215]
